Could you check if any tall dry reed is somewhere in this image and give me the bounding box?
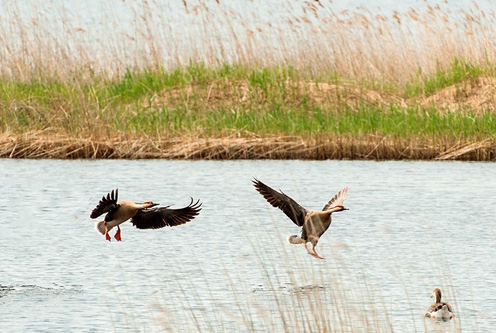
[1,131,494,160]
[0,1,495,85]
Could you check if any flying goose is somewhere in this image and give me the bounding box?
[90,189,201,241]
[253,179,348,259]
[424,288,455,320]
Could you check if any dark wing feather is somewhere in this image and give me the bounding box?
[90,189,119,219]
[131,198,202,229]
[253,179,307,226]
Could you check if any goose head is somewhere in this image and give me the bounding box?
[330,205,349,213]
[137,201,158,208]
[431,288,442,303]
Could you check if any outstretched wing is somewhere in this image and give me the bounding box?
[253,178,307,226]
[90,189,119,219]
[322,186,348,211]
[131,198,202,229]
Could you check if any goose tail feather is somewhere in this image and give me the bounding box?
[289,235,306,244]
[95,221,107,235]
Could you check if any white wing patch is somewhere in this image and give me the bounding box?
[323,186,348,211]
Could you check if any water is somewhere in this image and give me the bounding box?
[0,159,494,332]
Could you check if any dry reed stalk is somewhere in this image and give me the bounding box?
[1,132,495,161]
[1,1,496,84]
[435,138,495,160]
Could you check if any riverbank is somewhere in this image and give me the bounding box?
[2,132,494,160]
[1,2,496,160]
[1,63,495,160]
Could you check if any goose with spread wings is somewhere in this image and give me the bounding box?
[90,189,202,241]
[253,179,348,259]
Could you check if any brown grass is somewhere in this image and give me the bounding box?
[147,77,496,114]
[420,76,496,114]
[146,79,409,111]
[2,131,494,160]
[1,1,496,84]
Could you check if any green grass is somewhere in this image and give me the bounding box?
[405,59,487,97]
[0,61,495,140]
[102,63,298,103]
[117,105,496,138]
[0,63,296,106]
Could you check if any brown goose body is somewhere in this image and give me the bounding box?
[425,288,455,320]
[301,211,337,244]
[253,179,348,259]
[90,189,201,241]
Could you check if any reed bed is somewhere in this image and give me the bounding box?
[1,1,496,160]
[1,0,496,83]
[1,131,494,160]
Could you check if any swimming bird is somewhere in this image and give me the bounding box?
[90,189,201,241]
[424,288,455,320]
[253,179,348,259]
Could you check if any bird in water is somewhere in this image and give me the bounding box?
[253,179,348,259]
[90,189,201,241]
[424,288,455,320]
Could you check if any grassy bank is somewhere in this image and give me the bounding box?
[1,62,496,160]
[1,1,496,160]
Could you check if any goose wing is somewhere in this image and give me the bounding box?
[322,186,348,211]
[253,179,307,226]
[425,303,437,314]
[425,302,453,317]
[90,189,119,219]
[131,198,202,229]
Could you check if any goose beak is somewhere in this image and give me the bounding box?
[139,201,158,207]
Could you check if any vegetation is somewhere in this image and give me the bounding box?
[0,1,495,159]
[1,61,495,135]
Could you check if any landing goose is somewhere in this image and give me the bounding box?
[90,189,201,241]
[424,288,455,320]
[253,179,348,259]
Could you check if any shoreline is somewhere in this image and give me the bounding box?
[2,133,494,161]
[2,66,496,163]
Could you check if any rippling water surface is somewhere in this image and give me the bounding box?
[0,160,495,332]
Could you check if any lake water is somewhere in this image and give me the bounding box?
[0,159,495,332]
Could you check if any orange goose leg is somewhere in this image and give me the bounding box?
[305,243,319,259]
[305,242,323,259]
[104,222,111,242]
[304,242,313,255]
[114,226,122,241]
[311,245,324,260]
